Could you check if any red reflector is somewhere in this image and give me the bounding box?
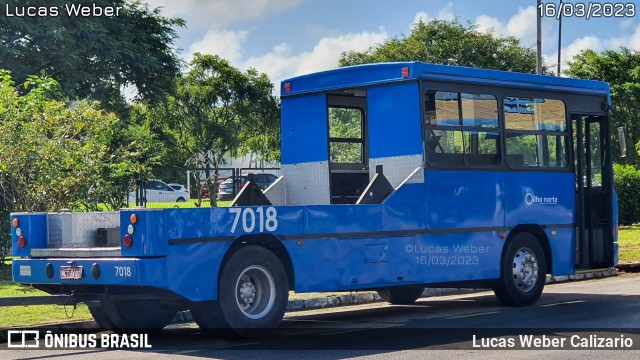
[284,83,291,92]
[123,234,133,248]
[18,235,26,248]
[401,67,409,78]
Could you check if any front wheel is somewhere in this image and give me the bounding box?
[493,232,547,306]
[191,246,289,338]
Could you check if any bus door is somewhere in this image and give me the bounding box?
[572,114,614,269]
[327,94,369,204]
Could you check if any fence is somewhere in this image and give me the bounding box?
[129,167,280,208]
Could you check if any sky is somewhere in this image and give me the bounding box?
[144,0,640,93]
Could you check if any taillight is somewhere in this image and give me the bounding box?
[123,234,133,247]
[18,235,27,248]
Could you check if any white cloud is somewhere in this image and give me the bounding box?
[566,36,603,59]
[241,29,388,94]
[475,6,538,46]
[544,35,604,75]
[145,0,301,30]
[412,3,455,26]
[628,25,640,50]
[187,30,249,62]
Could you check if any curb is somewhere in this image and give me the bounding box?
[616,262,640,272]
[170,267,617,324]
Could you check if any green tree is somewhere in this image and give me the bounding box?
[154,54,280,207]
[614,164,640,225]
[0,0,185,112]
[0,70,157,213]
[339,19,538,73]
[565,48,640,165]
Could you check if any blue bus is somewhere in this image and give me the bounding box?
[10,62,617,337]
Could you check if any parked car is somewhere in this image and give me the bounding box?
[128,179,189,204]
[168,183,190,201]
[200,177,227,198]
[217,173,278,201]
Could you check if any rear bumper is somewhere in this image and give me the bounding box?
[12,257,168,288]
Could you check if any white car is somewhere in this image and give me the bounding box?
[168,183,190,201]
[128,180,189,204]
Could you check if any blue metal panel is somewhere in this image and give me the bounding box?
[426,171,505,229]
[282,62,609,97]
[282,63,414,96]
[166,242,228,301]
[11,213,47,258]
[412,232,502,283]
[368,82,423,158]
[286,236,415,292]
[120,210,166,257]
[161,206,304,301]
[12,258,166,286]
[504,172,574,227]
[281,93,328,164]
[382,183,426,231]
[304,205,381,234]
[546,228,574,276]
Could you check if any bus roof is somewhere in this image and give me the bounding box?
[281,62,610,97]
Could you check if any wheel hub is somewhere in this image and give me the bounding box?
[512,247,538,292]
[239,278,256,305]
[234,265,276,319]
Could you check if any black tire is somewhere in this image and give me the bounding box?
[493,232,547,306]
[176,197,186,203]
[377,286,425,304]
[190,246,289,338]
[87,299,177,330]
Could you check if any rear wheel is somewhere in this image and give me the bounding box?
[493,232,547,306]
[191,246,289,338]
[377,286,425,304]
[176,197,186,202]
[87,299,178,330]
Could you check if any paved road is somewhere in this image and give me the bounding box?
[2,272,640,359]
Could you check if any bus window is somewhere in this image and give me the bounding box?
[328,107,364,164]
[425,90,500,167]
[505,97,568,168]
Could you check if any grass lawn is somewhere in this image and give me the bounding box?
[0,263,93,329]
[618,224,640,263]
[137,200,232,209]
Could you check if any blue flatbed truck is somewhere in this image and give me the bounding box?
[11,62,618,337]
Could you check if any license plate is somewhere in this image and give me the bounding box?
[60,266,83,280]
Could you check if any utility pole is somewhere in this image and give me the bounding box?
[557,0,563,75]
[537,0,542,74]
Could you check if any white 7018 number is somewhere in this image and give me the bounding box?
[115,266,132,277]
[229,207,278,233]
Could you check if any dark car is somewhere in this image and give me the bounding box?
[200,177,228,198]
[217,173,278,201]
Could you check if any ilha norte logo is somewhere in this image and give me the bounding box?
[525,192,558,206]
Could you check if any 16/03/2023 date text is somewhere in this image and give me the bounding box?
[538,2,635,20]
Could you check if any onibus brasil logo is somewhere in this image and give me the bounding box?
[7,330,151,349]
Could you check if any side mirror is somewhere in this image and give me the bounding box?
[618,126,627,158]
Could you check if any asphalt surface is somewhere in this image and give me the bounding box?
[2,272,640,359]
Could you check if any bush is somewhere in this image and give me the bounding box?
[614,164,640,225]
